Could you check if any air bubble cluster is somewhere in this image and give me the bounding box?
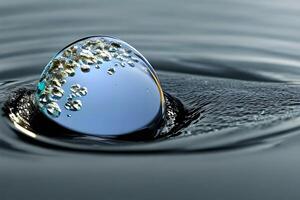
[36,37,140,118]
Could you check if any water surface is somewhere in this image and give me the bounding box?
[1,0,300,199]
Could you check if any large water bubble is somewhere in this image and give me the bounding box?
[35,36,165,140]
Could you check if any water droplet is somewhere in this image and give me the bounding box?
[78,87,88,96]
[99,51,112,61]
[65,68,75,76]
[51,86,64,100]
[65,99,82,111]
[128,61,135,67]
[121,62,126,67]
[107,68,115,75]
[34,36,165,139]
[111,42,121,48]
[70,84,88,97]
[46,102,61,118]
[81,65,90,72]
[70,84,81,93]
[50,78,62,87]
[38,94,48,104]
[131,56,139,62]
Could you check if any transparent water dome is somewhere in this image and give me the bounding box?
[35,36,165,140]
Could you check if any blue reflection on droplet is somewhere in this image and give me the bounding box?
[35,36,165,138]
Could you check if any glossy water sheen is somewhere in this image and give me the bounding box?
[2,0,300,200]
[36,36,164,137]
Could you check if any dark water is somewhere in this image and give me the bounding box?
[2,0,300,199]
